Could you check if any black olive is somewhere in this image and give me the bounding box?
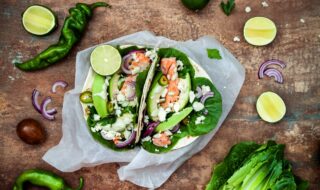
[16,118,46,145]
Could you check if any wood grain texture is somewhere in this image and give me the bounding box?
[0,0,319,189]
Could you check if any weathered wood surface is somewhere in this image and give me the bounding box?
[0,0,319,189]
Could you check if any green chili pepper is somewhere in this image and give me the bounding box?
[15,2,110,71]
[13,169,84,190]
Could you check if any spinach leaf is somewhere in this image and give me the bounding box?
[207,48,222,60]
[187,77,222,136]
[220,0,235,16]
[135,69,149,100]
[158,48,195,78]
[116,45,145,56]
[205,142,261,190]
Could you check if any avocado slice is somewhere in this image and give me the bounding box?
[109,73,121,101]
[147,72,191,121]
[155,107,193,132]
[92,73,108,118]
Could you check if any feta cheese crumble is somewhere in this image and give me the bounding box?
[261,1,269,7]
[189,91,195,103]
[158,107,167,122]
[300,18,305,23]
[193,101,204,112]
[177,60,184,71]
[93,114,100,121]
[245,6,251,13]
[142,136,151,142]
[233,36,241,42]
[195,116,206,125]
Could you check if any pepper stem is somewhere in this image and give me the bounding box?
[90,2,111,9]
[76,177,84,190]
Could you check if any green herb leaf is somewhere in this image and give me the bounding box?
[207,48,222,60]
[220,0,235,16]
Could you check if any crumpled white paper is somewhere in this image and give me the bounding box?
[43,31,245,189]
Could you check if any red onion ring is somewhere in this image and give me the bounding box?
[142,122,160,137]
[32,89,57,115]
[51,80,68,93]
[115,130,136,148]
[196,86,202,98]
[263,68,284,83]
[200,92,214,104]
[41,97,55,120]
[258,59,286,79]
[170,123,180,133]
[121,58,132,74]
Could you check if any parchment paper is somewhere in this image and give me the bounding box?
[43,31,245,189]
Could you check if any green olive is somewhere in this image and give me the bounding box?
[80,91,93,103]
[159,75,169,86]
[107,102,114,114]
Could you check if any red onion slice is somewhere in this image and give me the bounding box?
[196,86,202,98]
[121,58,132,74]
[41,97,55,121]
[170,123,180,133]
[200,92,214,104]
[115,131,136,148]
[32,89,57,115]
[51,80,68,93]
[258,59,286,79]
[263,68,284,83]
[142,122,160,137]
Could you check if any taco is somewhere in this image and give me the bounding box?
[139,48,222,153]
[80,45,158,150]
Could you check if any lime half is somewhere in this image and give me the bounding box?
[256,91,286,123]
[244,17,277,46]
[90,45,122,76]
[22,5,57,36]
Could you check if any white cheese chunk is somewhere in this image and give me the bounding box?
[193,101,204,112]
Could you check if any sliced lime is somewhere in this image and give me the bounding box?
[22,5,57,36]
[90,45,122,76]
[256,91,286,123]
[244,17,277,46]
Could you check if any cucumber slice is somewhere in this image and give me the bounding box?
[22,5,57,36]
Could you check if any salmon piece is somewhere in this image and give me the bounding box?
[129,52,151,72]
[121,75,137,93]
[161,58,176,75]
[152,133,171,147]
[161,79,180,108]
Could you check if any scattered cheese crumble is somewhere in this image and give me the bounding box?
[193,101,204,112]
[261,1,269,7]
[195,116,206,125]
[189,91,195,103]
[142,136,151,142]
[245,6,251,13]
[233,36,240,42]
[300,18,305,23]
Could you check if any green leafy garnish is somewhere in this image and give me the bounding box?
[205,141,309,190]
[207,48,222,60]
[220,0,235,16]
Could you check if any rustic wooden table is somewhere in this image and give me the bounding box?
[1,0,319,189]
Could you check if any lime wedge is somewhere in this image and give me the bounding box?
[256,91,286,123]
[90,45,122,76]
[244,17,277,46]
[22,5,57,36]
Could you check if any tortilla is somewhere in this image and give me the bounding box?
[140,48,222,153]
[80,45,158,150]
